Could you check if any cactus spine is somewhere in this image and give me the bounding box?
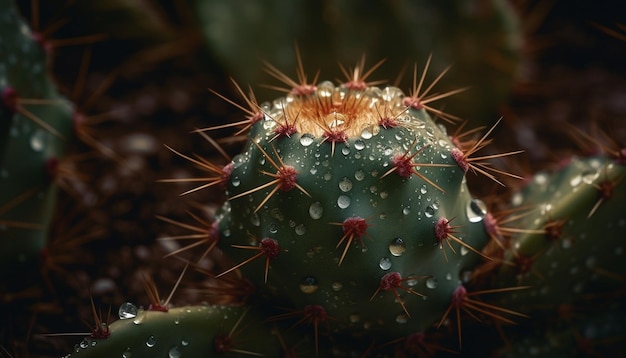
[0,0,74,278]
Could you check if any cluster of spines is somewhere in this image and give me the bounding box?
[54,55,532,357]
[199,57,529,352]
[0,0,76,279]
[465,133,626,355]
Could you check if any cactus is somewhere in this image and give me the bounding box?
[55,59,532,356]
[0,0,624,357]
[63,305,286,358]
[57,52,625,357]
[192,0,522,122]
[212,76,506,340]
[491,156,625,307]
[0,0,74,279]
[469,155,626,356]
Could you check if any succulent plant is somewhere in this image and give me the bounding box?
[63,305,286,358]
[471,155,626,356]
[192,0,522,122]
[1,0,624,357]
[212,72,509,341]
[0,0,74,280]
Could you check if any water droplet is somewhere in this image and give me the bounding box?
[299,276,319,294]
[269,223,278,234]
[168,346,181,358]
[354,170,365,181]
[122,348,132,358]
[420,185,427,194]
[341,147,351,156]
[379,191,388,199]
[250,212,260,226]
[270,208,284,221]
[323,173,332,181]
[79,339,89,349]
[569,174,582,187]
[354,139,366,150]
[582,170,599,184]
[309,202,323,219]
[388,238,406,256]
[299,134,314,146]
[145,335,156,348]
[181,339,189,347]
[396,314,408,324]
[30,130,45,152]
[424,205,435,218]
[118,302,138,319]
[337,195,351,209]
[133,309,146,324]
[231,176,240,187]
[332,282,343,291]
[402,207,411,215]
[466,198,487,223]
[406,277,419,286]
[561,238,572,249]
[339,177,353,192]
[445,273,452,280]
[379,258,392,270]
[534,173,548,185]
[295,224,306,235]
[361,128,373,139]
[426,277,438,289]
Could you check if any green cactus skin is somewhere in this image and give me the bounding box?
[62,305,284,358]
[0,0,74,278]
[489,156,625,309]
[192,0,521,122]
[213,79,496,341]
[466,155,626,356]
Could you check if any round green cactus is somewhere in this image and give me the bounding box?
[211,74,504,341]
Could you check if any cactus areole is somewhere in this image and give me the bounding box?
[215,80,490,337]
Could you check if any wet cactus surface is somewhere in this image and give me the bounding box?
[1,0,626,357]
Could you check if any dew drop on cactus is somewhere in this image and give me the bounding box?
[466,198,487,223]
[145,335,156,348]
[118,302,138,319]
[388,237,406,256]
